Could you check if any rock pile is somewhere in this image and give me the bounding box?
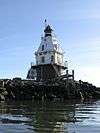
[0,78,100,101]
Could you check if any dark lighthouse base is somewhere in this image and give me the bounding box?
[27,63,67,81]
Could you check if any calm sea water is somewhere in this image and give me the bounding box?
[0,100,100,133]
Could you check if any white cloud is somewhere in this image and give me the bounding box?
[75,66,100,87]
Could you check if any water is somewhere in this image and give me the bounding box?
[0,100,100,133]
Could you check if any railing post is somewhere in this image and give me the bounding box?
[72,70,74,81]
[66,69,70,98]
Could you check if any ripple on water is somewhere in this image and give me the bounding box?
[0,100,100,133]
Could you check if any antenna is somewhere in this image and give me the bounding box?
[44,19,47,28]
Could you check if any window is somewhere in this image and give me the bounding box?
[54,44,57,50]
[36,61,38,65]
[42,45,44,51]
[51,55,54,62]
[41,56,45,63]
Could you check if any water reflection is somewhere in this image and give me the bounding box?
[28,101,76,132]
[0,100,100,133]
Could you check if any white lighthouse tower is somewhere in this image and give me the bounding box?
[27,21,67,81]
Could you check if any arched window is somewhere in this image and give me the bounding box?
[51,55,54,62]
[41,56,45,63]
[42,45,44,51]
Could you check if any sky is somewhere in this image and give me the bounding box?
[0,0,100,86]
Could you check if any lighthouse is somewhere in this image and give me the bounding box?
[27,21,67,81]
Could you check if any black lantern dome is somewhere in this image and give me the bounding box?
[44,25,53,37]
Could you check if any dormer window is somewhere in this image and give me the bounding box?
[42,45,44,51]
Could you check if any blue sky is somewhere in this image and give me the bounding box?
[0,0,100,86]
